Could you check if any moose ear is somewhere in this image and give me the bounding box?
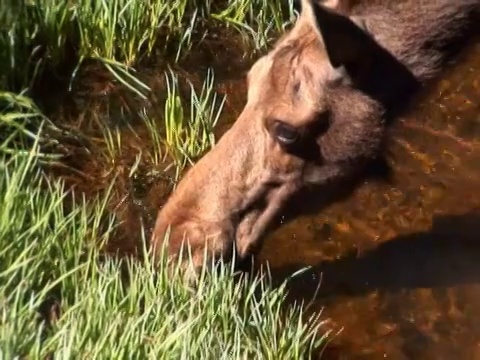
[301,0,371,79]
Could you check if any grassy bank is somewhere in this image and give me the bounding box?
[1,0,296,94]
[0,1,329,358]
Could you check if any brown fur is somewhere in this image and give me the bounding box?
[151,0,480,277]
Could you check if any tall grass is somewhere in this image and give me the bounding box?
[1,0,295,94]
[161,68,225,177]
[0,136,328,359]
[212,0,296,49]
[0,91,64,162]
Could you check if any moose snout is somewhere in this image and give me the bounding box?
[149,104,305,277]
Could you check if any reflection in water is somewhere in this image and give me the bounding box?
[254,40,480,359]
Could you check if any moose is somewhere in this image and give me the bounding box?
[151,0,480,277]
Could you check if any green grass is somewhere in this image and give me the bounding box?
[161,67,225,178]
[0,0,328,358]
[0,136,328,358]
[212,0,296,49]
[1,0,295,94]
[0,90,64,162]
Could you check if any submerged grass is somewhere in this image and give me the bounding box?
[0,0,328,358]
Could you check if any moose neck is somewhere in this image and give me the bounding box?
[351,0,479,118]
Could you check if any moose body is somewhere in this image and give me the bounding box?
[151,0,480,276]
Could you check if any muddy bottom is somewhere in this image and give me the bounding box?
[255,41,480,359]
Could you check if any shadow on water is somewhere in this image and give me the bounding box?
[281,212,480,360]
[272,211,480,299]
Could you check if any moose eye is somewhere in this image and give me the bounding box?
[272,120,300,146]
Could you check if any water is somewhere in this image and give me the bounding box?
[254,40,480,359]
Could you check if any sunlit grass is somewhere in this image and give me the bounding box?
[1,0,295,94]
[162,68,225,178]
[186,68,225,158]
[140,108,164,167]
[77,67,224,178]
[212,0,296,49]
[99,122,123,165]
[0,91,64,162]
[0,138,328,359]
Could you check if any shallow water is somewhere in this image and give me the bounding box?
[253,40,480,359]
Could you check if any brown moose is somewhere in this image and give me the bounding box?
[151,0,480,277]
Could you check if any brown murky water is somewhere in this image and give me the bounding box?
[254,40,480,359]
[45,22,480,360]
